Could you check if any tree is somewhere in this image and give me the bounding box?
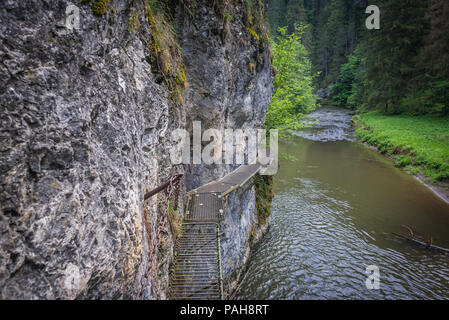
[411,0,449,115]
[265,26,317,131]
[357,0,429,114]
[331,53,360,108]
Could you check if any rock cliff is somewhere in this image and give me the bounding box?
[0,0,273,299]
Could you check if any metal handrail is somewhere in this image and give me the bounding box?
[144,174,184,200]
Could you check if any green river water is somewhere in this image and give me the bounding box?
[236,107,449,300]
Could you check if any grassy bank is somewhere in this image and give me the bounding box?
[352,112,449,185]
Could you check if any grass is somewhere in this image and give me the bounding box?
[353,111,449,184]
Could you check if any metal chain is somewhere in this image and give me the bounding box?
[136,173,185,299]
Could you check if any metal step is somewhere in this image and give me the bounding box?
[168,222,223,300]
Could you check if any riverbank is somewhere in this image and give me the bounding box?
[352,111,449,203]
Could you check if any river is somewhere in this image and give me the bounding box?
[236,106,449,300]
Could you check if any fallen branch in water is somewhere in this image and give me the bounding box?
[392,225,449,256]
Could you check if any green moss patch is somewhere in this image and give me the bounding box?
[89,0,112,16]
[144,0,186,105]
[254,174,274,226]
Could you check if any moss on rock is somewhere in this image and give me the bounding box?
[254,173,274,226]
[144,0,186,105]
[91,0,111,16]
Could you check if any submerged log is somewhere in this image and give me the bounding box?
[392,225,449,256]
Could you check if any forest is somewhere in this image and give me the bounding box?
[266,0,448,115]
[265,0,449,183]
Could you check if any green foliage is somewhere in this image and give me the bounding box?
[355,0,429,114]
[330,53,360,108]
[265,26,317,131]
[144,0,186,105]
[267,0,448,116]
[344,0,447,116]
[266,0,366,87]
[400,76,449,115]
[414,0,449,115]
[83,0,112,16]
[92,0,110,15]
[395,155,413,168]
[254,174,274,226]
[354,112,449,182]
[128,9,140,31]
[247,27,260,41]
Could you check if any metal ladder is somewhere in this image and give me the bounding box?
[168,193,224,300]
[168,165,262,300]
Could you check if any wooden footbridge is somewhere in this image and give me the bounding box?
[168,164,261,300]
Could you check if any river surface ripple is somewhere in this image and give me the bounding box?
[236,106,449,300]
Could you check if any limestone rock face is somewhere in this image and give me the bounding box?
[0,0,273,299]
[179,1,274,297]
[0,0,185,299]
[181,2,274,189]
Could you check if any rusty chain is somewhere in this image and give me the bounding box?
[136,172,185,299]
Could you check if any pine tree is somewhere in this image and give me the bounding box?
[412,0,449,115]
[358,0,429,113]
